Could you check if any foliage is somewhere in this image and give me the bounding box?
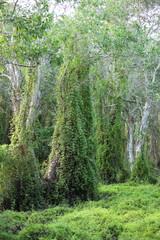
[46,45,98,204]
[93,63,128,183]
[1,184,160,239]
[0,0,52,63]
[0,0,160,211]
[0,144,8,163]
[131,153,157,184]
[0,77,11,145]
[96,101,127,183]
[33,120,54,165]
[0,69,44,211]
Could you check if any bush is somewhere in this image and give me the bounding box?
[0,210,26,239]
[131,153,157,184]
[1,183,160,239]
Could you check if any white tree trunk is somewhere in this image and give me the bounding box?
[26,65,41,126]
[135,62,160,159]
[127,119,135,170]
[6,63,22,112]
[135,100,150,158]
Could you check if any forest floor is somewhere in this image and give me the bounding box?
[1,183,160,240]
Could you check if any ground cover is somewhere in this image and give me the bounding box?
[1,183,160,240]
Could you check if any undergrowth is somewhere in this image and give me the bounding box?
[1,183,160,239]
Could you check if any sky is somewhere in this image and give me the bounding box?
[6,0,76,17]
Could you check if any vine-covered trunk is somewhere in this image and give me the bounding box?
[1,67,43,211]
[96,96,126,183]
[46,58,97,204]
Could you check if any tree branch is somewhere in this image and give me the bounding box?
[0,73,11,81]
[152,61,160,83]
[12,0,19,14]
[7,62,38,68]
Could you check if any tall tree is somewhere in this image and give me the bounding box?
[0,0,52,210]
[45,38,97,204]
[1,68,44,210]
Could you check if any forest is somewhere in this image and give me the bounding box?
[0,0,160,239]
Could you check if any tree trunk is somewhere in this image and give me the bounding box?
[2,67,43,210]
[45,57,97,203]
[135,100,150,159]
[135,63,160,160]
[6,63,22,112]
[26,65,41,126]
[127,118,134,171]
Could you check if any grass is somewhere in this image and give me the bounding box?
[1,183,160,239]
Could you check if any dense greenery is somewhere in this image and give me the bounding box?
[0,0,160,216]
[1,69,43,211]
[1,183,160,239]
[45,49,97,204]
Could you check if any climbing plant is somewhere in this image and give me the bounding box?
[45,39,98,204]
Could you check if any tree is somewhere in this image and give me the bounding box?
[0,0,53,210]
[1,68,44,211]
[80,0,160,178]
[45,37,97,204]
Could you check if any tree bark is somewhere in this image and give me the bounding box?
[26,65,41,127]
[6,62,22,112]
[135,62,160,160]
[127,117,135,170]
[135,101,150,158]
